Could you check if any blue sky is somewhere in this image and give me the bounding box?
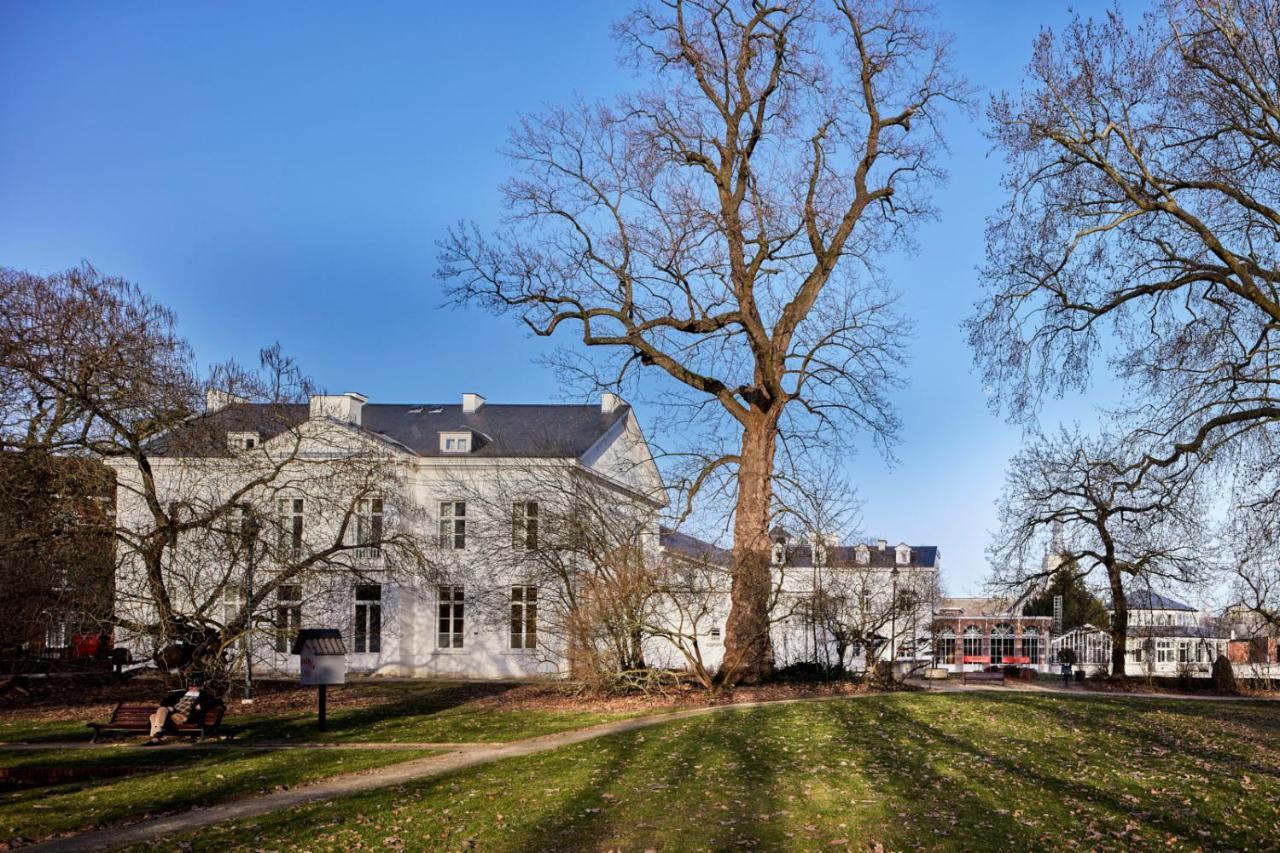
[0,1,1139,593]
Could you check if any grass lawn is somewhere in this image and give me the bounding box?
[157,692,1280,851]
[0,681,649,745]
[0,745,434,845]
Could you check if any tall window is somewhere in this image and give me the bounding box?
[437,585,464,648]
[355,498,384,555]
[228,502,255,550]
[1157,639,1173,663]
[962,626,983,659]
[512,501,539,550]
[510,586,537,650]
[990,623,1014,663]
[274,584,302,653]
[1021,628,1041,664]
[278,498,304,557]
[354,584,382,653]
[935,628,956,665]
[439,501,466,550]
[221,586,250,650]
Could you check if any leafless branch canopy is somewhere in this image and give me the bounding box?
[440,0,967,466]
[970,0,1280,473]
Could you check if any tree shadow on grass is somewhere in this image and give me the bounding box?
[865,694,1264,849]
[1061,698,1280,781]
[506,705,788,851]
[231,681,532,742]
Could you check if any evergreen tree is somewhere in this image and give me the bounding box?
[1023,562,1108,632]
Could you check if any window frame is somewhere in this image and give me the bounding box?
[1020,628,1041,664]
[510,585,538,650]
[221,586,248,650]
[437,585,465,649]
[512,500,539,551]
[227,431,260,451]
[274,583,302,654]
[990,623,1014,664]
[354,583,382,654]
[439,432,472,453]
[935,627,956,665]
[278,498,304,557]
[438,501,466,550]
[355,497,384,556]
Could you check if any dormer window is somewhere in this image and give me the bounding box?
[227,431,259,451]
[855,544,870,565]
[771,542,787,565]
[895,543,911,565]
[439,431,472,453]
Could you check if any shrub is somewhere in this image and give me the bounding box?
[1212,655,1238,694]
[774,662,850,683]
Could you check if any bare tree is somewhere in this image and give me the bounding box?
[0,265,433,686]
[439,0,967,683]
[990,428,1207,678]
[0,451,114,656]
[1223,439,1280,634]
[970,0,1280,474]
[803,554,925,675]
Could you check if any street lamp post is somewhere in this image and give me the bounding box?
[242,512,260,703]
[889,565,900,678]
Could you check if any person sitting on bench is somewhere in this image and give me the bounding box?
[145,674,216,745]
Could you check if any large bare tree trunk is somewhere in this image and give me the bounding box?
[723,414,778,683]
[1106,569,1129,680]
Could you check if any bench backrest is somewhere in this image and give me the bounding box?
[109,705,155,723]
[108,702,226,727]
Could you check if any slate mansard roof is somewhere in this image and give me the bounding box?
[659,527,733,566]
[148,401,631,460]
[659,527,939,570]
[937,597,1051,620]
[1109,589,1197,613]
[362,403,630,458]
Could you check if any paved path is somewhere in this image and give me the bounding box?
[0,740,494,752]
[23,684,1280,852]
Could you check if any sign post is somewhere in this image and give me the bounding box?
[291,628,346,733]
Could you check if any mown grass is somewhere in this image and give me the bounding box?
[0,746,433,845]
[156,692,1280,851]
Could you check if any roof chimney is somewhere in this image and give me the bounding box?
[877,538,887,551]
[601,392,622,414]
[309,391,367,426]
[205,389,249,413]
[462,393,485,413]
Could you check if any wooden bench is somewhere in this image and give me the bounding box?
[87,701,226,743]
[962,670,1005,685]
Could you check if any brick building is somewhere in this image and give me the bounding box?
[932,598,1053,672]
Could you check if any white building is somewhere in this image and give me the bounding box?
[1051,589,1228,677]
[111,387,942,682]
[109,390,667,680]
[657,527,941,674]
